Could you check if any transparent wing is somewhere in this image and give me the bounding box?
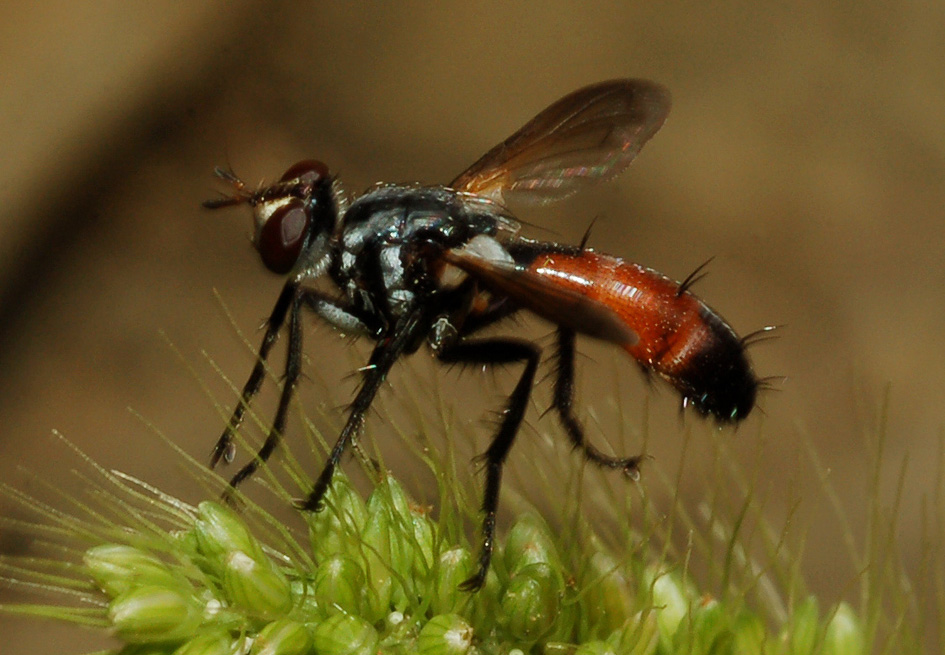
[450,79,670,206]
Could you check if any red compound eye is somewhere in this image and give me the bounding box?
[279,159,329,184]
[258,199,310,274]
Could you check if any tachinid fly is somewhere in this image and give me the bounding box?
[204,79,763,590]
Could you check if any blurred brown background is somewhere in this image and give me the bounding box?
[1,2,943,652]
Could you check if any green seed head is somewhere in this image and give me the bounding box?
[312,554,366,616]
[171,628,234,655]
[686,598,729,653]
[417,613,474,655]
[731,611,766,654]
[358,500,396,621]
[366,474,437,604]
[582,551,634,633]
[306,473,368,562]
[310,613,379,655]
[612,611,659,655]
[503,513,561,576]
[432,547,475,614]
[501,562,561,643]
[647,568,690,643]
[781,595,819,654]
[108,585,204,644]
[406,509,436,576]
[250,619,314,655]
[221,551,293,620]
[84,544,188,599]
[823,602,865,655]
[573,641,619,655]
[193,502,266,573]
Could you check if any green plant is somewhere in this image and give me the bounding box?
[0,349,937,653]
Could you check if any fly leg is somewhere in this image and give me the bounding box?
[296,305,430,512]
[211,281,298,470]
[434,337,541,592]
[220,289,305,498]
[215,285,372,498]
[553,328,646,477]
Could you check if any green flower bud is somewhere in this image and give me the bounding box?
[501,562,561,643]
[117,646,181,655]
[194,502,265,572]
[416,614,474,655]
[731,611,766,655]
[582,551,634,633]
[108,585,203,644]
[370,475,437,604]
[466,564,503,635]
[288,579,320,621]
[781,595,819,655]
[170,526,201,557]
[365,481,408,571]
[612,611,659,655]
[250,619,314,655]
[383,609,416,647]
[85,545,187,599]
[503,513,560,576]
[647,569,689,643]
[172,629,233,655]
[823,602,864,655]
[573,641,618,655]
[358,502,394,621]
[312,554,365,616]
[222,551,293,619]
[116,645,185,655]
[374,473,412,519]
[306,473,368,562]
[432,547,475,614]
[311,613,379,655]
[686,598,730,653]
[407,509,436,575]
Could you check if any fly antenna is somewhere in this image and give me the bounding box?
[203,166,252,209]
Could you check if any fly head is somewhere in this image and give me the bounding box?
[204,160,338,275]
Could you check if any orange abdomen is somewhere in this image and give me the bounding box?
[526,250,757,421]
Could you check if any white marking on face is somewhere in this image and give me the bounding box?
[252,196,294,241]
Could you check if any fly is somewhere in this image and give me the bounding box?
[203,79,762,591]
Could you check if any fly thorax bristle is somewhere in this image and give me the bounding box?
[330,179,349,229]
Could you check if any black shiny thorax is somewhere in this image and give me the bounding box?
[327,184,514,327]
[338,184,510,253]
